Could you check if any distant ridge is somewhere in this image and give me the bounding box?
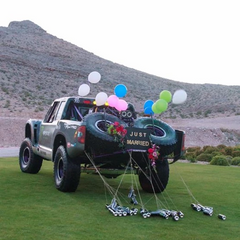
[1,20,240,119]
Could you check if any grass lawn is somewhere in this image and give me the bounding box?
[0,157,240,240]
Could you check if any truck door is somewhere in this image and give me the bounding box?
[38,101,60,158]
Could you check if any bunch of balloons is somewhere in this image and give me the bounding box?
[77,72,129,110]
[77,71,107,106]
[77,72,187,114]
[78,71,101,97]
[144,89,187,115]
[107,84,128,111]
[94,83,128,109]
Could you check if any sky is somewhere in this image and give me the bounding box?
[1,0,240,86]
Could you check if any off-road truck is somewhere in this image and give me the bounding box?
[19,96,185,193]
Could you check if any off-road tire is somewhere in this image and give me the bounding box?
[19,138,43,174]
[54,145,80,192]
[138,157,169,193]
[134,117,177,155]
[84,112,127,154]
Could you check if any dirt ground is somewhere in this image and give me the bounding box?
[166,116,240,147]
[0,115,240,148]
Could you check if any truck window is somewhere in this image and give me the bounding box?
[55,101,66,120]
[63,101,90,121]
[44,102,60,123]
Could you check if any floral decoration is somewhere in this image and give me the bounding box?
[148,144,160,166]
[107,121,127,147]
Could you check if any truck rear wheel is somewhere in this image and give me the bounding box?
[19,138,43,174]
[54,146,80,192]
[139,158,169,193]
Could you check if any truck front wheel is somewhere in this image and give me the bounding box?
[54,146,80,192]
[19,138,43,174]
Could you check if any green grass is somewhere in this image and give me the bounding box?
[0,158,240,240]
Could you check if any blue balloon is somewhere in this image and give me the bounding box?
[144,100,154,109]
[114,84,127,98]
[144,106,154,115]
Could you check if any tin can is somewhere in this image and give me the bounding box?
[218,214,226,220]
[191,203,201,212]
[177,211,184,218]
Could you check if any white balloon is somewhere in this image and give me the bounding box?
[95,92,108,106]
[172,89,187,104]
[88,71,101,84]
[78,84,90,96]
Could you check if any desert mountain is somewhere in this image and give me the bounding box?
[0,20,240,148]
[1,20,240,118]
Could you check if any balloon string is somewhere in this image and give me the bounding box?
[128,152,145,208]
[85,150,181,211]
[84,151,119,200]
[172,163,200,204]
[150,115,157,136]
[130,153,166,209]
[132,153,180,210]
[113,159,131,201]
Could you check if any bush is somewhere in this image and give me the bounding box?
[225,155,233,165]
[210,155,229,166]
[196,153,213,162]
[217,144,227,150]
[232,151,240,157]
[224,147,233,156]
[203,146,218,154]
[231,157,240,166]
[233,146,240,151]
[211,151,222,157]
[186,147,201,153]
[185,152,197,162]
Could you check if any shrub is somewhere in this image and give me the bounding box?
[196,153,213,162]
[233,146,240,151]
[185,152,196,162]
[186,147,201,153]
[211,151,222,157]
[210,155,229,166]
[204,146,218,154]
[225,155,233,165]
[3,100,10,108]
[225,147,233,156]
[231,157,240,166]
[195,148,204,156]
[217,144,227,150]
[202,145,211,151]
[232,151,240,157]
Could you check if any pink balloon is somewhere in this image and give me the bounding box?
[116,99,128,111]
[107,95,119,107]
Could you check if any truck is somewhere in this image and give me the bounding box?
[19,96,185,193]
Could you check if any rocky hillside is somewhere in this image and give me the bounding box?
[0,20,240,148]
[1,20,240,119]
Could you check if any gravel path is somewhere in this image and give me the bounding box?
[1,115,240,151]
[0,147,19,157]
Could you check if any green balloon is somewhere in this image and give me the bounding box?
[152,102,162,114]
[155,99,168,112]
[159,90,172,103]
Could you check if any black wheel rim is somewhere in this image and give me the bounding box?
[56,157,64,184]
[95,120,112,132]
[22,147,30,168]
[146,124,165,137]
